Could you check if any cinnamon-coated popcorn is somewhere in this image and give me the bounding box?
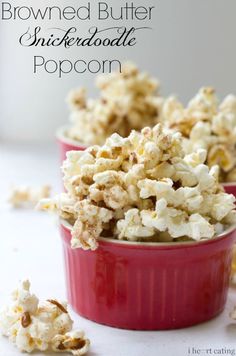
[0,281,89,355]
[66,62,162,145]
[52,331,90,355]
[9,185,51,208]
[163,88,236,182]
[72,200,114,250]
[39,124,236,249]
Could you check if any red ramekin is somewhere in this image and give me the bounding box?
[60,220,236,330]
[56,126,88,163]
[223,183,236,198]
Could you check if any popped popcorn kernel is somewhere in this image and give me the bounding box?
[0,281,89,355]
[52,330,90,355]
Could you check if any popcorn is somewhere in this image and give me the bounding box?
[66,88,87,111]
[40,124,236,249]
[187,87,218,118]
[117,209,155,241]
[52,331,90,355]
[9,185,51,208]
[37,193,77,222]
[230,307,236,320]
[0,281,90,355]
[91,171,129,209]
[226,168,236,182]
[163,88,236,182]
[207,144,235,172]
[72,200,114,250]
[140,199,214,241]
[66,62,162,145]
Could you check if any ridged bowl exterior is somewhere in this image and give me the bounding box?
[60,223,236,330]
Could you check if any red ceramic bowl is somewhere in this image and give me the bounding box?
[223,183,236,197]
[60,220,236,330]
[56,126,88,163]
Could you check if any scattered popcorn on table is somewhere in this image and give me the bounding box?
[162,87,236,182]
[8,185,51,209]
[52,330,90,355]
[66,62,163,145]
[39,124,236,250]
[0,281,90,355]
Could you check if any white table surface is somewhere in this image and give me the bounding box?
[1,142,236,356]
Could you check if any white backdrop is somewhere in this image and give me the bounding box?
[1,0,236,142]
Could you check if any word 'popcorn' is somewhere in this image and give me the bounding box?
[0,280,90,355]
[66,62,162,145]
[38,124,236,250]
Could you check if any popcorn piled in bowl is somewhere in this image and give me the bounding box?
[40,124,236,250]
[0,280,90,355]
[64,62,162,146]
[162,87,236,182]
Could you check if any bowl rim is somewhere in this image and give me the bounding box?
[60,218,236,248]
[222,182,236,187]
[56,125,88,148]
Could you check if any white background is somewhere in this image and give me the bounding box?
[1,0,236,142]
